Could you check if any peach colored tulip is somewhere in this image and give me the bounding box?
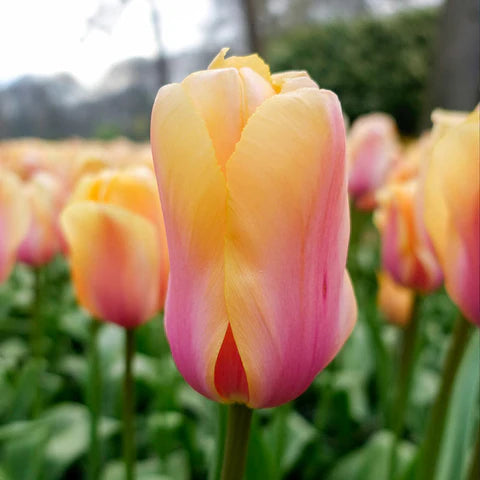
[0,169,30,282]
[347,113,401,210]
[424,109,479,325]
[150,49,357,408]
[375,179,443,292]
[17,171,62,266]
[61,166,169,328]
[377,271,414,327]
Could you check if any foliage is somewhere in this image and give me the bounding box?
[266,8,439,134]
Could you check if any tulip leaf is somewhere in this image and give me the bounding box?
[437,331,480,480]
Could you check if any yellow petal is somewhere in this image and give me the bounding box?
[208,47,271,83]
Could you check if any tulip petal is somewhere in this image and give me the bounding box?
[61,202,160,329]
[151,83,229,401]
[209,47,271,83]
[182,69,243,171]
[426,110,480,324]
[0,170,30,282]
[224,88,354,407]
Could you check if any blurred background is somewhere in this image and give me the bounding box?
[1,0,478,141]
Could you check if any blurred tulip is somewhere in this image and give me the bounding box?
[347,113,401,210]
[0,169,30,283]
[61,165,169,328]
[17,171,62,266]
[375,178,443,292]
[424,109,479,325]
[151,48,356,409]
[377,271,414,327]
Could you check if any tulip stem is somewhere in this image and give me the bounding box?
[31,266,44,418]
[467,424,480,480]
[87,319,101,480]
[209,404,228,480]
[417,315,473,480]
[30,266,43,358]
[220,403,253,480]
[388,295,422,479]
[123,328,136,480]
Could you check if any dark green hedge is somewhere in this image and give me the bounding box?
[266,8,439,134]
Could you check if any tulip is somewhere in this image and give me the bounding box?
[375,179,443,292]
[347,113,401,210]
[424,109,479,325]
[61,165,169,480]
[0,169,30,283]
[61,165,169,327]
[150,48,356,411]
[17,171,63,266]
[377,271,414,327]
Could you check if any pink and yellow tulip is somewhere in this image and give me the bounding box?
[61,165,169,328]
[347,113,401,210]
[17,171,63,266]
[150,49,357,408]
[0,169,30,283]
[424,109,479,325]
[375,178,443,292]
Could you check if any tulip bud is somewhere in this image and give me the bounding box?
[17,171,62,266]
[0,169,30,282]
[375,179,443,292]
[150,49,357,408]
[347,113,401,210]
[61,166,169,328]
[424,109,479,325]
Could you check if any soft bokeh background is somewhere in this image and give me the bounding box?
[1,0,478,139]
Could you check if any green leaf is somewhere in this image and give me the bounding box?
[437,331,480,480]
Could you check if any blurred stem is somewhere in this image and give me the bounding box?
[417,316,473,480]
[364,298,390,424]
[467,424,480,480]
[220,403,253,480]
[123,328,136,480]
[388,295,422,479]
[87,319,101,480]
[30,266,43,358]
[209,404,228,480]
[31,266,44,417]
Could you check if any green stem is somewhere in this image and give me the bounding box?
[30,267,43,358]
[467,424,480,480]
[364,297,390,424]
[220,404,253,480]
[31,266,44,418]
[123,328,136,480]
[272,403,290,480]
[417,316,473,480]
[87,320,101,480]
[209,404,228,480]
[388,296,422,479]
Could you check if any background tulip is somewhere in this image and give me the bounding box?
[0,169,30,283]
[61,165,169,328]
[424,109,479,325]
[151,49,356,409]
[17,171,63,266]
[377,270,414,327]
[347,112,401,210]
[375,179,443,292]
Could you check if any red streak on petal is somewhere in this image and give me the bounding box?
[214,324,249,403]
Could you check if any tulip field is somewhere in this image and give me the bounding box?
[0,51,479,480]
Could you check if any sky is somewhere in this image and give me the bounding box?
[0,0,212,87]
